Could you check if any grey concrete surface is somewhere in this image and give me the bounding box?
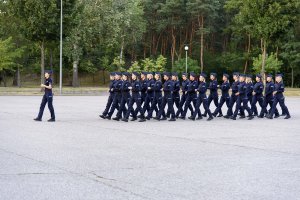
[0,95,300,200]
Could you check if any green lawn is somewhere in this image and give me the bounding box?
[1,87,300,96]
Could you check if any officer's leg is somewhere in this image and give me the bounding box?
[203,95,212,116]
[232,97,241,118]
[213,95,219,113]
[157,97,167,119]
[181,96,192,118]
[191,97,201,119]
[269,98,279,118]
[213,96,224,115]
[147,96,158,118]
[251,95,258,115]
[176,94,185,117]
[124,98,134,119]
[102,95,113,116]
[226,95,235,116]
[203,97,213,119]
[47,95,55,119]
[278,97,290,117]
[243,98,252,117]
[167,95,176,120]
[37,95,48,119]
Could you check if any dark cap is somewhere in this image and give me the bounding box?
[276,73,283,77]
[155,72,161,76]
[210,72,217,77]
[239,74,246,77]
[256,74,262,79]
[233,72,239,76]
[45,70,53,74]
[246,74,252,78]
[200,73,207,78]
[190,72,196,77]
[141,71,147,75]
[122,72,130,77]
[266,74,273,78]
[163,72,171,77]
[132,72,139,77]
[110,72,116,76]
[223,73,229,78]
[115,72,122,76]
[182,72,188,76]
[172,72,178,76]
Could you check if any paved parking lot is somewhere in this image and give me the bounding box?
[0,96,300,200]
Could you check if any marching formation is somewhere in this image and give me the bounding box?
[99,71,291,122]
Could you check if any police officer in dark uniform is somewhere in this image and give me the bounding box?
[113,72,131,121]
[267,74,291,119]
[100,72,118,119]
[258,74,279,118]
[170,72,180,116]
[105,72,123,120]
[179,72,199,120]
[142,73,156,117]
[189,73,213,121]
[251,74,264,116]
[224,72,240,118]
[146,72,163,120]
[122,72,145,122]
[155,72,176,121]
[175,73,194,118]
[212,73,230,117]
[246,75,254,105]
[34,70,55,122]
[231,74,254,120]
[135,72,148,117]
[203,73,218,117]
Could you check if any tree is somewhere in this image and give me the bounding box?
[0,37,24,86]
[252,53,283,75]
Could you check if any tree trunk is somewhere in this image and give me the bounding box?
[198,15,204,73]
[72,60,79,87]
[244,34,251,73]
[50,49,54,83]
[102,70,106,85]
[40,40,45,84]
[291,66,294,88]
[17,66,21,87]
[120,36,124,63]
[261,38,267,93]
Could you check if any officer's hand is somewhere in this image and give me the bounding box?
[111,88,114,92]
[253,92,256,95]
[148,87,151,90]
[235,92,239,96]
[217,85,220,88]
[40,84,45,88]
[273,91,277,95]
[128,87,132,90]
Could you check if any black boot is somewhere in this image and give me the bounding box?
[34,118,42,121]
[47,118,55,122]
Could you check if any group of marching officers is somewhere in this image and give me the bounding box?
[99,71,291,122]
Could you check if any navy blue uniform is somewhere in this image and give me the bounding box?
[37,78,55,120]
[246,82,254,104]
[260,81,279,117]
[102,80,118,116]
[204,80,218,116]
[181,80,199,118]
[213,81,230,116]
[192,81,213,119]
[226,81,240,116]
[115,80,131,118]
[124,80,144,119]
[269,82,290,118]
[251,81,264,116]
[232,81,252,118]
[176,79,194,117]
[107,79,123,118]
[157,79,176,119]
[135,79,148,116]
[147,80,163,118]
[142,78,156,115]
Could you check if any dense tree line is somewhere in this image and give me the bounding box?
[0,0,299,87]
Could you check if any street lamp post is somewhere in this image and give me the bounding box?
[59,0,63,95]
[184,45,189,73]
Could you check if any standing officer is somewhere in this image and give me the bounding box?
[100,72,117,119]
[155,72,176,121]
[224,72,240,118]
[135,72,148,117]
[179,72,199,120]
[146,72,163,120]
[175,73,194,118]
[122,72,145,122]
[258,74,279,118]
[251,74,264,116]
[203,73,218,117]
[141,73,156,117]
[267,74,291,119]
[34,70,55,122]
[212,73,230,117]
[113,72,131,121]
[231,74,254,120]
[189,73,213,121]
[246,75,254,105]
[171,72,180,116]
[105,72,123,120]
